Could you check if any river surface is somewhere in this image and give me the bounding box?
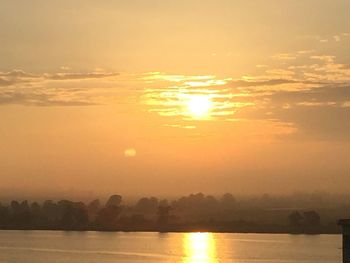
[0,230,342,262]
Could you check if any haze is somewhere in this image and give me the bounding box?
[1,0,350,199]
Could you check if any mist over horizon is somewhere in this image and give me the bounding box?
[1,0,350,203]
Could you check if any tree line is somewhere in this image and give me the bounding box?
[0,192,344,233]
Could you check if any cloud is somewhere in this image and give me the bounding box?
[234,84,350,140]
[214,51,350,140]
[0,91,97,106]
[124,148,137,157]
[60,66,71,71]
[0,69,37,78]
[267,85,350,105]
[272,53,297,60]
[0,77,16,87]
[43,72,119,80]
[0,70,39,87]
[274,104,350,141]
[229,78,296,88]
[1,57,349,142]
[0,70,119,87]
[141,51,350,139]
[0,69,121,106]
[333,35,341,42]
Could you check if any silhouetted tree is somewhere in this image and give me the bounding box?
[95,195,123,229]
[31,202,41,213]
[57,200,89,229]
[42,200,59,225]
[10,200,20,212]
[87,199,101,222]
[96,205,122,229]
[0,203,9,226]
[220,193,237,210]
[88,199,101,213]
[303,211,321,226]
[288,211,303,227]
[136,197,158,215]
[106,195,122,207]
[159,199,169,207]
[157,205,171,226]
[0,193,338,233]
[74,202,89,228]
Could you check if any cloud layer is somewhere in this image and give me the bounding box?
[1,50,350,141]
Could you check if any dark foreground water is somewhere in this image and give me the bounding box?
[0,230,342,263]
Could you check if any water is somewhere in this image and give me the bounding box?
[0,230,342,263]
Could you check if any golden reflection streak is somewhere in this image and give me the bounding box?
[183,233,218,263]
[185,94,212,119]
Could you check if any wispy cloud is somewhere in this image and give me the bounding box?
[272,53,297,60]
[141,50,350,139]
[0,91,97,106]
[43,72,119,80]
[0,70,121,106]
[1,48,350,141]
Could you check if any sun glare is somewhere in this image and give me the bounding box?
[183,232,217,263]
[186,95,212,119]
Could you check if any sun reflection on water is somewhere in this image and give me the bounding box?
[183,233,218,263]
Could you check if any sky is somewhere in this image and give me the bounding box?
[1,0,350,199]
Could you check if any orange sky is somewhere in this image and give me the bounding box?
[0,0,350,198]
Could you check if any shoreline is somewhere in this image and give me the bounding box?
[0,227,341,235]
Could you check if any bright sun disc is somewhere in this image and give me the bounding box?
[187,95,212,118]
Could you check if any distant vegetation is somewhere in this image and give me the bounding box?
[0,193,347,233]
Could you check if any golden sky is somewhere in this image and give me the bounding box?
[0,0,350,198]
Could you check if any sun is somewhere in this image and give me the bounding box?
[186,95,212,119]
